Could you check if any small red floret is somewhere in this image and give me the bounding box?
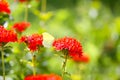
[24,74,62,80]
[72,54,90,63]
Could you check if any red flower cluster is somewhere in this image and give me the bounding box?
[20,34,43,51]
[0,26,17,44]
[53,37,83,57]
[0,0,10,14]
[13,22,30,33]
[24,74,62,80]
[72,54,90,63]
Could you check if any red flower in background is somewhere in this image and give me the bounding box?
[13,22,30,33]
[0,0,10,14]
[72,54,90,63]
[20,34,43,51]
[53,37,83,57]
[24,74,62,80]
[0,26,17,44]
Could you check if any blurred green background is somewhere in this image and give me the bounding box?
[0,0,120,80]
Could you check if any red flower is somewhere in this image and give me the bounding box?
[0,0,10,14]
[72,54,90,63]
[53,37,83,57]
[24,74,62,80]
[13,22,30,33]
[0,25,17,44]
[20,34,43,51]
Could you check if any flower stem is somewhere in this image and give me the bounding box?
[32,54,36,76]
[62,53,68,78]
[25,3,28,22]
[1,47,5,80]
[41,0,46,12]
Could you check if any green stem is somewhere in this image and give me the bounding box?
[24,3,28,22]
[41,0,46,12]
[1,47,5,80]
[32,54,36,76]
[62,53,68,78]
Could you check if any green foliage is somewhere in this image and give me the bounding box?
[0,0,120,80]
